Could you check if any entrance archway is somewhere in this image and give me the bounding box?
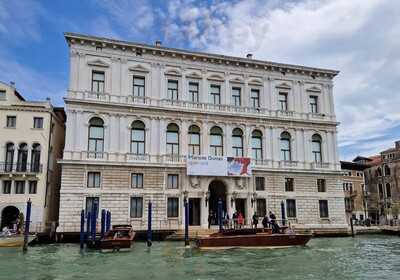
[1,206,20,229]
[208,180,227,225]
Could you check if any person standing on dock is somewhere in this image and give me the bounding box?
[262,215,269,230]
[238,212,244,229]
[252,212,259,229]
[232,212,238,229]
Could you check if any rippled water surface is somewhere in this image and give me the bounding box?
[1,235,400,280]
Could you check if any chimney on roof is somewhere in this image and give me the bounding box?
[395,140,400,149]
[10,81,15,88]
[246,53,253,59]
[155,40,162,47]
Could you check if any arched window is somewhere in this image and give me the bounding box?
[232,128,244,157]
[131,121,145,155]
[312,134,322,163]
[280,132,291,161]
[384,165,391,176]
[210,126,223,156]
[252,130,263,160]
[376,167,382,177]
[88,117,104,158]
[5,143,14,172]
[386,183,391,198]
[188,125,200,155]
[166,123,179,155]
[31,143,41,172]
[16,143,28,172]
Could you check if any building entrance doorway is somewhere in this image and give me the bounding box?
[235,199,246,220]
[189,198,201,226]
[208,180,227,225]
[1,206,20,229]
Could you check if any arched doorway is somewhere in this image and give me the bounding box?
[208,180,227,225]
[1,206,20,229]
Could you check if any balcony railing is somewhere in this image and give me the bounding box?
[312,162,330,169]
[0,162,43,174]
[279,160,298,167]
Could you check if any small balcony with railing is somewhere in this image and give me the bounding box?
[0,162,43,175]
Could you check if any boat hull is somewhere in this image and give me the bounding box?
[0,235,36,248]
[197,233,312,249]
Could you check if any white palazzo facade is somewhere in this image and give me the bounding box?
[58,33,347,232]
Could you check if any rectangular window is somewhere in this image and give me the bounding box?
[130,197,143,218]
[319,200,329,218]
[167,80,178,100]
[29,181,37,194]
[85,197,99,217]
[167,197,179,217]
[0,90,6,100]
[317,179,326,192]
[87,172,101,188]
[256,199,267,217]
[167,174,179,189]
[131,173,143,188]
[232,87,241,106]
[15,181,25,194]
[33,117,44,129]
[255,177,265,191]
[309,95,318,113]
[91,71,105,93]
[278,92,288,111]
[2,181,11,194]
[250,89,260,108]
[386,184,391,198]
[133,76,145,97]
[285,178,294,192]
[6,116,16,128]
[188,82,199,103]
[209,85,221,105]
[286,199,296,218]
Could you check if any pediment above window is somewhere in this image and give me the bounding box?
[229,77,244,84]
[207,73,225,81]
[128,64,150,73]
[185,71,202,79]
[164,68,182,77]
[306,85,321,92]
[276,82,292,89]
[87,59,110,68]
[248,78,263,85]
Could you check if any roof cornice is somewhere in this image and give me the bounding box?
[64,32,339,79]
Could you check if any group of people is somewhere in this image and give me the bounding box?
[208,210,281,233]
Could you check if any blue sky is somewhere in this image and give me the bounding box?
[1,0,399,160]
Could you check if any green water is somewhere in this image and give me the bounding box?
[0,235,399,280]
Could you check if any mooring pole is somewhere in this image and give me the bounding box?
[86,212,91,243]
[147,201,152,247]
[101,209,106,238]
[80,209,85,249]
[218,199,223,232]
[106,211,111,232]
[23,198,32,252]
[184,199,189,247]
[281,201,286,226]
[91,203,97,244]
[350,217,355,237]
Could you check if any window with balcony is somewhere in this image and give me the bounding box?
[131,173,143,188]
[29,181,37,194]
[210,126,223,156]
[5,143,14,172]
[232,87,241,106]
[209,85,221,105]
[16,143,28,172]
[33,117,43,129]
[167,80,178,101]
[278,92,288,111]
[250,89,260,108]
[86,197,99,217]
[252,130,263,161]
[188,125,200,155]
[133,76,145,97]
[91,71,105,93]
[232,128,244,156]
[130,197,143,218]
[280,132,291,161]
[87,172,101,188]
[285,178,294,192]
[319,200,329,218]
[317,179,326,192]
[255,177,265,191]
[312,134,322,163]
[2,181,11,194]
[167,197,179,218]
[167,174,179,189]
[286,199,296,218]
[131,121,145,155]
[15,181,25,194]
[30,143,41,172]
[309,95,318,113]
[166,123,179,155]
[6,116,16,128]
[88,117,104,158]
[188,82,199,103]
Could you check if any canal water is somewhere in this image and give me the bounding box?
[0,235,399,280]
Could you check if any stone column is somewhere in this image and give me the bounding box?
[225,123,231,156]
[159,118,166,155]
[201,121,209,155]
[181,121,188,156]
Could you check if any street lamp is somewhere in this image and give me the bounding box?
[183,190,189,203]
[204,190,210,207]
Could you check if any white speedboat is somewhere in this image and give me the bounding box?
[0,233,36,247]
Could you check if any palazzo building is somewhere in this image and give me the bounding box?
[58,33,346,232]
[0,81,65,232]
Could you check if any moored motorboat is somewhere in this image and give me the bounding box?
[197,228,311,249]
[0,233,36,248]
[99,225,135,251]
